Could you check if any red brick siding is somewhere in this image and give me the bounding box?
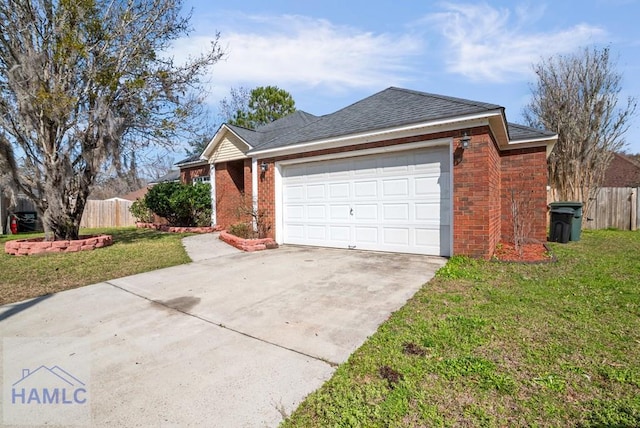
[487,135,502,257]
[216,127,548,259]
[602,153,640,187]
[180,164,210,184]
[451,128,502,258]
[500,147,548,243]
[214,160,250,229]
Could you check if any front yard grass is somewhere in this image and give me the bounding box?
[0,227,191,305]
[283,230,640,427]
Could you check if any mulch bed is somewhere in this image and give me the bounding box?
[493,241,553,263]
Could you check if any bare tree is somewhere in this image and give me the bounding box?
[0,0,223,239]
[218,86,250,124]
[524,47,637,212]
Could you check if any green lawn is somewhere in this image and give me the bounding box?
[282,230,640,427]
[0,227,192,305]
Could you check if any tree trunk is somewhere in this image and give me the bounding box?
[42,204,82,241]
[40,164,92,241]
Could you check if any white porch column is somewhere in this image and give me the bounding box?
[210,163,216,226]
[251,157,258,231]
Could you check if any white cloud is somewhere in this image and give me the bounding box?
[169,14,424,101]
[425,3,607,82]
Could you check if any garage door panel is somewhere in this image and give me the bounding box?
[383,227,410,245]
[307,225,327,240]
[354,181,377,198]
[286,224,305,240]
[330,205,350,220]
[383,204,410,221]
[307,184,325,199]
[329,183,350,198]
[382,179,409,196]
[329,226,350,242]
[355,226,378,243]
[285,205,304,221]
[354,204,377,220]
[307,205,326,219]
[281,146,451,256]
[285,185,305,200]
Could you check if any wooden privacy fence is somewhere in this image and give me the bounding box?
[548,187,639,231]
[80,199,136,228]
[584,187,639,231]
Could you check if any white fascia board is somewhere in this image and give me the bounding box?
[250,110,504,158]
[504,136,558,158]
[176,159,208,168]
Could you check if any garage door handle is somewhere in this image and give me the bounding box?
[350,208,353,216]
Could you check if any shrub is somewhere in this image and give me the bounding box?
[129,198,154,223]
[144,182,211,227]
[228,222,255,239]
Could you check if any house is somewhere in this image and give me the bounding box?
[148,169,181,186]
[200,87,556,259]
[602,152,640,187]
[176,154,211,184]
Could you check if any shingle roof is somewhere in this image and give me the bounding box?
[175,154,202,166]
[507,123,556,141]
[247,87,504,153]
[149,169,180,184]
[227,110,319,148]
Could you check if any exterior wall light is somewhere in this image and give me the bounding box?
[460,133,471,149]
[260,162,268,172]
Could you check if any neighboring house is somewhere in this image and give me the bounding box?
[120,187,149,202]
[176,154,210,184]
[201,87,557,259]
[148,169,180,186]
[602,152,640,187]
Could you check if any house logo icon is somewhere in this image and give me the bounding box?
[11,366,88,405]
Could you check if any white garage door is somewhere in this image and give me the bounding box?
[281,146,451,256]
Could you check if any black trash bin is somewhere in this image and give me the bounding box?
[549,202,583,241]
[550,208,574,243]
[15,211,38,233]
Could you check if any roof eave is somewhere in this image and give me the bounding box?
[504,135,558,158]
[249,110,506,157]
[175,159,208,168]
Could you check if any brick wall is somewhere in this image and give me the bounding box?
[214,160,250,229]
[451,128,501,258]
[500,147,548,243]
[603,153,640,187]
[180,163,210,184]
[221,128,548,259]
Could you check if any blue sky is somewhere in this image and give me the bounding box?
[176,0,640,153]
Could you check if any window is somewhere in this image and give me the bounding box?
[192,175,210,184]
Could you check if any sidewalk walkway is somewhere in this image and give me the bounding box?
[181,232,240,261]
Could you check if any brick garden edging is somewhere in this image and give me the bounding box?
[135,222,220,234]
[5,235,113,256]
[219,231,278,252]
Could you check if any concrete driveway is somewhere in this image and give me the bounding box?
[1,236,445,427]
